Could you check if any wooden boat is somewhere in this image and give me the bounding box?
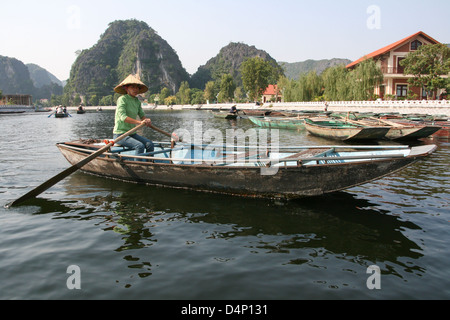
[56,139,436,199]
[429,121,450,139]
[0,105,34,114]
[241,109,271,117]
[304,118,390,141]
[248,116,306,130]
[382,119,442,140]
[341,117,442,141]
[212,111,238,120]
[55,112,69,118]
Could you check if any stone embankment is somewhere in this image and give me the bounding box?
[75,99,450,117]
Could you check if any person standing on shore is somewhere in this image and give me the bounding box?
[113,74,154,157]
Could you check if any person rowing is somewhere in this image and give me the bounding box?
[113,74,155,159]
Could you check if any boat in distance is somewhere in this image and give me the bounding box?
[248,116,306,130]
[56,139,437,199]
[211,111,238,120]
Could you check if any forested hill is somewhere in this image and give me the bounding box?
[0,55,34,95]
[64,19,190,99]
[190,42,284,89]
[27,63,64,88]
[0,55,63,100]
[281,58,352,79]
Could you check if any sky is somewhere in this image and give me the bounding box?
[1,0,449,81]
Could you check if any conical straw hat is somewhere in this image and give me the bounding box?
[114,74,149,95]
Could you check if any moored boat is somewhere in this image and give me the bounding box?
[429,121,450,139]
[381,119,442,140]
[0,105,35,114]
[241,109,272,117]
[248,116,306,130]
[212,111,238,120]
[304,118,390,141]
[56,139,437,199]
[341,117,442,141]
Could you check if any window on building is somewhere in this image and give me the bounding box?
[396,85,408,97]
[411,40,422,51]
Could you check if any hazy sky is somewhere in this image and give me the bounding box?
[1,0,449,81]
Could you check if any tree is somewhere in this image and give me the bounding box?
[350,58,384,100]
[204,81,217,103]
[277,76,296,102]
[234,87,245,103]
[177,81,191,105]
[190,88,205,104]
[50,94,61,106]
[73,94,82,106]
[218,74,236,103]
[89,95,99,106]
[304,71,323,101]
[164,96,177,106]
[159,87,171,103]
[322,65,352,101]
[99,95,113,106]
[400,43,450,99]
[240,57,274,102]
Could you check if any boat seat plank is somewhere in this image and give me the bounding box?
[281,148,332,160]
[217,150,267,166]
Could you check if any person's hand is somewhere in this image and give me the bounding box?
[142,118,152,127]
[171,132,180,142]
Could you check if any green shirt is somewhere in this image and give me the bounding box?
[113,94,146,134]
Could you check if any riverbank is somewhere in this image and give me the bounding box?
[67,99,450,117]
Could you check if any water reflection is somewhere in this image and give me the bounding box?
[26,171,426,283]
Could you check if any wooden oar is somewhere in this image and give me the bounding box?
[6,123,146,208]
[149,124,182,142]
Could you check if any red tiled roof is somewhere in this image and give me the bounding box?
[264,85,279,95]
[346,31,440,69]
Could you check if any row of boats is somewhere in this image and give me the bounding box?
[239,110,449,141]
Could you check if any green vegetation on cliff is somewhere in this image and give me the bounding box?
[64,19,190,105]
[190,42,284,90]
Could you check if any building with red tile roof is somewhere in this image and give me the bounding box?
[346,31,444,99]
[262,84,282,103]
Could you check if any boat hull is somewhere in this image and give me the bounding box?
[304,121,389,141]
[56,142,434,199]
[387,125,441,140]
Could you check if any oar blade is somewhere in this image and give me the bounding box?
[5,164,80,208]
[6,123,146,208]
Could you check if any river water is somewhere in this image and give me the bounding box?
[0,110,449,301]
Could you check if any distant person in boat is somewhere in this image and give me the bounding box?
[230,105,237,114]
[113,74,155,158]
